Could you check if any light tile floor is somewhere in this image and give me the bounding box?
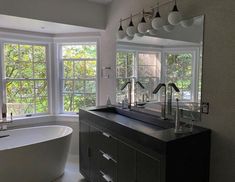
[54,155,87,182]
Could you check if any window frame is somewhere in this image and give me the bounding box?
[163,47,200,102]
[58,41,99,114]
[116,46,162,103]
[116,45,201,103]
[0,40,51,118]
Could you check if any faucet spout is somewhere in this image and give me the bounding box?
[121,79,132,109]
[167,83,180,115]
[152,83,167,119]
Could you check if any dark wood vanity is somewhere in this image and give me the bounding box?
[79,106,210,182]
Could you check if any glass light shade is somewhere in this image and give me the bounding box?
[163,24,175,32]
[180,18,194,28]
[137,22,148,34]
[117,29,126,39]
[149,29,158,35]
[168,9,182,25]
[151,17,164,30]
[126,26,137,37]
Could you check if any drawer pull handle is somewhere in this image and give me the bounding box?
[99,150,117,163]
[100,170,113,182]
[103,153,112,161]
[102,132,111,138]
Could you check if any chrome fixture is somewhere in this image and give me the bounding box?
[167,83,180,115]
[174,98,182,133]
[152,83,167,119]
[121,79,145,109]
[117,0,186,39]
[168,0,182,25]
[120,79,132,109]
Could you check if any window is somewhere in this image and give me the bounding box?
[4,43,48,117]
[116,51,134,103]
[116,50,161,104]
[116,47,200,104]
[61,43,97,113]
[165,52,193,101]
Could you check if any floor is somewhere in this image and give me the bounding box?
[54,155,87,182]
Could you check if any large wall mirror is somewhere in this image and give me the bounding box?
[116,15,204,121]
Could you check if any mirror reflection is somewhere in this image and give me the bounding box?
[116,15,204,121]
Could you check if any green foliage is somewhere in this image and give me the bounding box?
[62,45,97,112]
[166,53,193,100]
[4,44,48,116]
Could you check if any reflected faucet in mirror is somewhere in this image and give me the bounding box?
[120,79,145,109]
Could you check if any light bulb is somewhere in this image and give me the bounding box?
[117,19,126,39]
[168,0,182,25]
[126,15,137,37]
[151,8,164,30]
[138,10,150,34]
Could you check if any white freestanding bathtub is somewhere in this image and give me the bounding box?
[0,125,73,182]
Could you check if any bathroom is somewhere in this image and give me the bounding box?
[0,0,234,182]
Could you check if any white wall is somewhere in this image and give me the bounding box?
[98,0,235,182]
[0,0,107,29]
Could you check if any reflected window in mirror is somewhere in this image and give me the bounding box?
[164,48,201,103]
[116,50,161,104]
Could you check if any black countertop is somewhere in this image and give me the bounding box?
[80,106,210,154]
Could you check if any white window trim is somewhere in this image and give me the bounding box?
[0,40,52,118]
[0,30,101,123]
[163,47,200,102]
[116,45,201,103]
[54,37,101,115]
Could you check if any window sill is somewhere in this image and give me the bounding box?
[7,114,56,128]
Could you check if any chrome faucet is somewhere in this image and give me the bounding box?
[152,83,167,119]
[121,79,145,109]
[120,79,132,109]
[167,83,180,115]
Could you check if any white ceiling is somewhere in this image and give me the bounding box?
[0,14,101,34]
[87,0,112,4]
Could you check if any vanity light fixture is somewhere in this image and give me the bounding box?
[117,19,126,39]
[126,14,137,37]
[117,0,186,36]
[168,0,182,25]
[151,3,164,30]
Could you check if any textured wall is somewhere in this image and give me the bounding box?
[99,0,235,181]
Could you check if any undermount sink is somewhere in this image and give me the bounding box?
[91,106,174,129]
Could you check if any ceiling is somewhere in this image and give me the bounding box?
[87,0,112,4]
[0,14,101,34]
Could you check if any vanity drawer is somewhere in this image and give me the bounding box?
[98,170,116,182]
[97,149,117,182]
[95,130,118,160]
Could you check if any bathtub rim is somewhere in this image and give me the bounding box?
[0,125,73,151]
